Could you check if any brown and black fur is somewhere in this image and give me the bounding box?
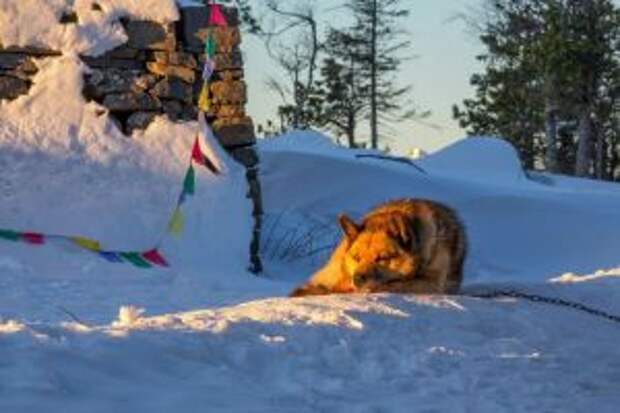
[290,199,467,297]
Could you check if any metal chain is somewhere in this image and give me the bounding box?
[466,289,620,324]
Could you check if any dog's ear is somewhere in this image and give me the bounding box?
[410,218,424,250]
[338,214,360,242]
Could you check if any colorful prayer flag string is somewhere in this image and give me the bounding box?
[0,5,229,271]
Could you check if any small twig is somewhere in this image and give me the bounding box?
[262,211,285,256]
[355,154,428,175]
[57,305,91,328]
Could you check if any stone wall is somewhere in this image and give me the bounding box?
[0,4,263,273]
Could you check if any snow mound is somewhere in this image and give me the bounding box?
[259,129,346,156]
[419,137,527,184]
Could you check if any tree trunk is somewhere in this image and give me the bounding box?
[292,64,301,129]
[370,0,379,149]
[347,111,356,148]
[594,121,604,179]
[544,98,558,173]
[575,107,593,177]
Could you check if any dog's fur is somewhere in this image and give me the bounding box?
[290,199,467,297]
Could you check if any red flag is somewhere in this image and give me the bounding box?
[142,249,169,267]
[191,137,205,165]
[22,232,44,245]
[208,4,228,27]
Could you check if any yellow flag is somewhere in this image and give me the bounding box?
[198,82,210,112]
[71,236,101,252]
[168,208,184,236]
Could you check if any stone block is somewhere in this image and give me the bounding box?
[180,6,209,51]
[103,92,161,111]
[147,62,196,83]
[152,78,193,102]
[200,52,243,71]
[1,46,60,56]
[213,117,256,148]
[211,27,241,54]
[163,100,183,120]
[0,53,28,70]
[104,45,139,59]
[124,20,175,51]
[83,69,157,98]
[81,56,144,70]
[210,72,246,105]
[152,51,198,69]
[0,76,30,100]
[209,104,244,119]
[126,111,158,134]
[231,146,259,168]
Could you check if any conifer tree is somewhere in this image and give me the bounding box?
[315,29,368,148]
[454,0,620,178]
[343,0,413,149]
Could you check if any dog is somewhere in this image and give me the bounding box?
[290,199,467,297]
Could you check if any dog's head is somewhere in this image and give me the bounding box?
[338,212,424,291]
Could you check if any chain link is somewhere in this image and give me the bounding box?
[466,289,620,324]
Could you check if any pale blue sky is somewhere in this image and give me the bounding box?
[242,1,484,154]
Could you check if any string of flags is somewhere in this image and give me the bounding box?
[0,135,220,269]
[0,3,226,269]
[198,1,228,112]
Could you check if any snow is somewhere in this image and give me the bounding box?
[0,0,178,56]
[4,127,618,411]
[417,136,527,184]
[2,4,620,409]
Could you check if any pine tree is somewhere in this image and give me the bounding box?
[343,0,413,149]
[454,0,620,178]
[315,29,368,148]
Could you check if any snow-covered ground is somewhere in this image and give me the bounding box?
[2,1,620,411]
[2,128,620,412]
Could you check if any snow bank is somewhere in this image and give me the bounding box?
[1,291,620,412]
[418,136,527,184]
[259,132,620,284]
[0,24,256,321]
[0,0,179,56]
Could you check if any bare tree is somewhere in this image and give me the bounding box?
[261,1,321,130]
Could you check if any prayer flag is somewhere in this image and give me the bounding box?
[183,165,196,195]
[208,4,228,27]
[142,249,169,267]
[191,137,206,165]
[205,34,217,58]
[198,82,210,112]
[168,208,184,236]
[100,251,123,263]
[0,229,19,241]
[22,232,44,245]
[120,252,152,268]
[72,236,101,252]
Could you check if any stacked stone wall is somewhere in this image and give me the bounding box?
[0,4,263,273]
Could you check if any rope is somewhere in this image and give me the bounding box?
[465,289,620,324]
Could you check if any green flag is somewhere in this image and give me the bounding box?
[205,35,216,58]
[0,229,20,241]
[120,252,152,268]
[183,165,195,196]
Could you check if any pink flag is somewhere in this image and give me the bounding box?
[22,232,44,245]
[142,249,169,267]
[208,4,228,27]
[191,137,206,165]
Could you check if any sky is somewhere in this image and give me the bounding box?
[241,0,484,154]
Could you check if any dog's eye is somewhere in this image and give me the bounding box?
[376,253,395,263]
